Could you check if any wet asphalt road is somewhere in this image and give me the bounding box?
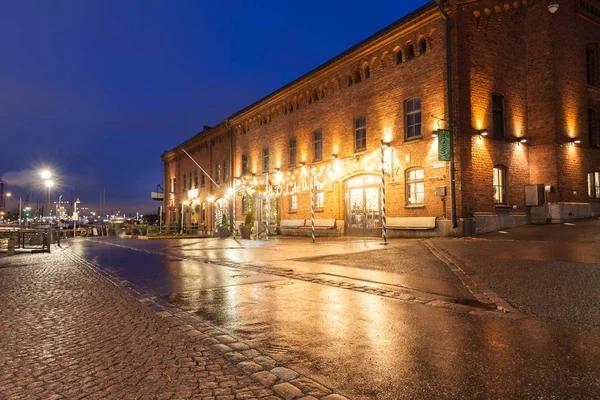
[71,229,600,399]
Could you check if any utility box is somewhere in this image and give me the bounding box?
[435,186,447,197]
[525,184,545,206]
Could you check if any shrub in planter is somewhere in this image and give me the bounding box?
[218,214,229,238]
[239,210,254,239]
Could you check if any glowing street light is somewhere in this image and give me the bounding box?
[45,180,54,188]
[41,170,52,180]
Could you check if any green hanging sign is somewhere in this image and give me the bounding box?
[438,130,451,161]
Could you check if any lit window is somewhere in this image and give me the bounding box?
[289,138,297,166]
[406,168,425,205]
[263,148,270,173]
[290,194,298,211]
[313,129,323,161]
[493,165,508,204]
[169,178,173,193]
[354,116,367,151]
[492,93,506,139]
[405,98,422,139]
[588,171,600,199]
[314,181,324,210]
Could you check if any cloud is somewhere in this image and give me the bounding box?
[1,169,40,188]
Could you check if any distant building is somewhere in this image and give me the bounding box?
[161,0,600,237]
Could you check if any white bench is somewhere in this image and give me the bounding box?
[386,217,436,230]
[280,219,306,229]
[300,218,336,230]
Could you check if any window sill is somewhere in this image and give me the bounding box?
[354,149,367,155]
[405,204,425,209]
[405,136,423,142]
[288,210,298,214]
[315,209,324,213]
[494,204,512,209]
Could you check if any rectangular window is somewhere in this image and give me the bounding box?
[173,177,177,193]
[242,196,250,214]
[405,98,422,139]
[492,94,506,139]
[289,138,297,166]
[588,172,600,199]
[406,168,425,205]
[242,154,249,175]
[194,170,198,188]
[315,181,324,210]
[201,202,206,224]
[493,166,508,204]
[201,172,205,187]
[215,163,221,184]
[354,116,367,151]
[313,129,323,161]
[189,173,192,190]
[223,160,229,183]
[169,178,173,193]
[263,148,270,173]
[183,173,187,191]
[587,48,596,86]
[290,194,298,211]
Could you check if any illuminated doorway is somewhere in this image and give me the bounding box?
[345,175,381,236]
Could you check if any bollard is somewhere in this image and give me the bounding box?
[7,238,16,256]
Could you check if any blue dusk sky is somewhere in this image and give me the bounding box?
[0,0,429,214]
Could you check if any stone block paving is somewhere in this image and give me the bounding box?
[0,247,349,400]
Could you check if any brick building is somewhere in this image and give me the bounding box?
[161,0,600,237]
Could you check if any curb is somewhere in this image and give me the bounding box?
[63,249,351,400]
[422,240,526,318]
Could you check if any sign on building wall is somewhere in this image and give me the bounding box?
[437,130,451,161]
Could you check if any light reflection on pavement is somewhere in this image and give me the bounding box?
[71,236,600,399]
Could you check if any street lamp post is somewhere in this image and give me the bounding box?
[6,192,12,221]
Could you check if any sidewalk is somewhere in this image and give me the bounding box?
[0,247,344,400]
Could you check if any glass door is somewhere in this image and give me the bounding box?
[345,175,381,236]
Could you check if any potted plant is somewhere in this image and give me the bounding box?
[239,210,254,239]
[218,213,229,238]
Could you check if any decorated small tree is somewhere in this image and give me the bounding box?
[221,213,229,227]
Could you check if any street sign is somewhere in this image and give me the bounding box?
[438,130,451,161]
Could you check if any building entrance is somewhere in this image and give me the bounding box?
[345,175,381,236]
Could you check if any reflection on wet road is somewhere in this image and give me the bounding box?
[72,237,600,399]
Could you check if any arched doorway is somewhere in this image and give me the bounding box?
[345,174,381,236]
[214,198,228,232]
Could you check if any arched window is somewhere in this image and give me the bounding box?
[395,50,403,65]
[418,38,427,54]
[346,75,353,87]
[587,47,596,85]
[406,168,425,205]
[405,44,415,60]
[364,65,371,79]
[589,109,599,147]
[493,165,508,204]
[353,70,362,84]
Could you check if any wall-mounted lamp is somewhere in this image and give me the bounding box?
[571,137,581,146]
[299,161,306,166]
[273,168,279,172]
[331,154,338,159]
[432,130,438,138]
[512,136,529,144]
[381,140,391,148]
[478,129,489,137]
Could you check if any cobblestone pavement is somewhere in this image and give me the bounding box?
[0,246,347,400]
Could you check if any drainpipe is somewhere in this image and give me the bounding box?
[436,0,457,229]
[225,118,234,233]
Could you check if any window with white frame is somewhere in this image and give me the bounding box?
[354,116,367,151]
[588,171,600,199]
[313,129,323,161]
[290,194,298,211]
[493,165,508,204]
[315,181,325,210]
[406,167,424,205]
[405,98,422,139]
